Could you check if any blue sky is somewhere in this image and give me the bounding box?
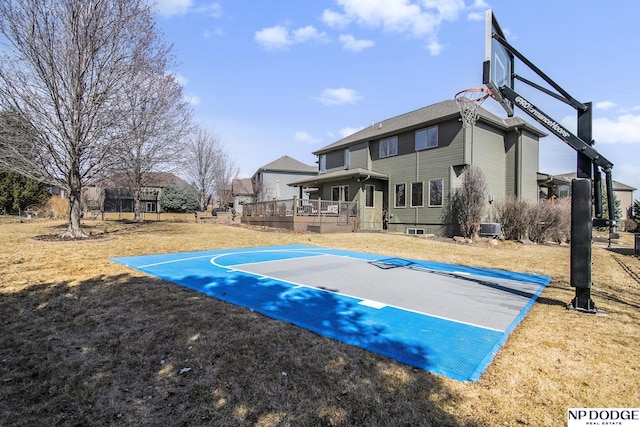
[155,0,640,195]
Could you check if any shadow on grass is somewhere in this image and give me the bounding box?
[0,274,477,426]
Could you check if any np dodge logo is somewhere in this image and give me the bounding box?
[568,409,640,426]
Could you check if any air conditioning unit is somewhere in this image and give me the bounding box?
[479,223,501,237]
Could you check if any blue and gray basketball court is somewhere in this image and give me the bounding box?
[112,244,550,382]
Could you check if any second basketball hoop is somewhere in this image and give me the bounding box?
[455,88,492,128]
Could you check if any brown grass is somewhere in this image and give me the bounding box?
[1,220,639,426]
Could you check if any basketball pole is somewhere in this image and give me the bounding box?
[568,103,597,312]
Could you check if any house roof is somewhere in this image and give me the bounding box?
[288,168,388,187]
[314,99,547,155]
[554,172,637,191]
[231,178,254,196]
[97,172,187,188]
[255,155,317,174]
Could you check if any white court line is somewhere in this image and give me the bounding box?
[228,255,505,333]
[136,248,506,333]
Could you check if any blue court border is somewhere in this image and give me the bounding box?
[112,244,550,382]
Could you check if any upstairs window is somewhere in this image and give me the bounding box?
[415,126,438,151]
[319,154,326,173]
[379,136,398,158]
[344,149,350,169]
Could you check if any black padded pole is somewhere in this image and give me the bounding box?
[569,178,596,312]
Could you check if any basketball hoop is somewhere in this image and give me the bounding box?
[455,88,492,128]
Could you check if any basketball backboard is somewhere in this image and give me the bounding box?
[483,9,514,116]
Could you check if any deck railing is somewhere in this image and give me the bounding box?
[242,197,357,218]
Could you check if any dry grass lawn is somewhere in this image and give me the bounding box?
[1,218,639,426]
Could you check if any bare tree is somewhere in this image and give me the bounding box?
[214,150,238,208]
[0,0,174,237]
[182,127,221,212]
[452,165,487,240]
[114,65,192,221]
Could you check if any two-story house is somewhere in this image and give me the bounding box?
[289,99,546,235]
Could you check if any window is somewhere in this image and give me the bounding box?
[344,149,350,169]
[395,183,406,207]
[319,154,326,173]
[406,228,425,235]
[379,136,398,158]
[415,126,438,151]
[331,185,349,202]
[411,182,423,207]
[365,185,374,207]
[429,179,443,206]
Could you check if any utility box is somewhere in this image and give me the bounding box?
[479,223,501,238]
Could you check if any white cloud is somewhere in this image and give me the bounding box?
[339,34,374,52]
[255,25,328,50]
[426,39,443,55]
[322,9,351,28]
[339,127,364,138]
[467,12,484,21]
[255,26,292,51]
[292,26,329,44]
[156,0,193,17]
[323,0,465,54]
[196,3,222,17]
[295,131,321,144]
[596,101,617,110]
[156,1,222,18]
[593,113,640,144]
[186,94,200,105]
[318,88,361,106]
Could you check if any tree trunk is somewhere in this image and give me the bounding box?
[63,173,87,238]
[133,187,142,222]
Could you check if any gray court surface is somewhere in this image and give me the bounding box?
[233,254,542,331]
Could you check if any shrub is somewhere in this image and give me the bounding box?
[493,195,530,240]
[528,198,571,243]
[41,195,69,219]
[449,165,487,240]
[620,219,637,233]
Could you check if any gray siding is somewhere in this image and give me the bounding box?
[349,141,370,170]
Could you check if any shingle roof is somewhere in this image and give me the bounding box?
[288,168,388,187]
[257,155,316,173]
[98,172,187,188]
[314,99,546,155]
[231,178,254,196]
[554,172,637,191]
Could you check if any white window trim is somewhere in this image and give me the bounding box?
[406,228,425,235]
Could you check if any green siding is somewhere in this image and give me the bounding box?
[520,131,540,201]
[470,123,506,202]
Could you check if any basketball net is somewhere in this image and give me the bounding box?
[455,88,492,128]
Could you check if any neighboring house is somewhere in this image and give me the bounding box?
[84,172,188,213]
[252,155,317,202]
[539,172,637,219]
[289,99,546,235]
[231,178,255,213]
